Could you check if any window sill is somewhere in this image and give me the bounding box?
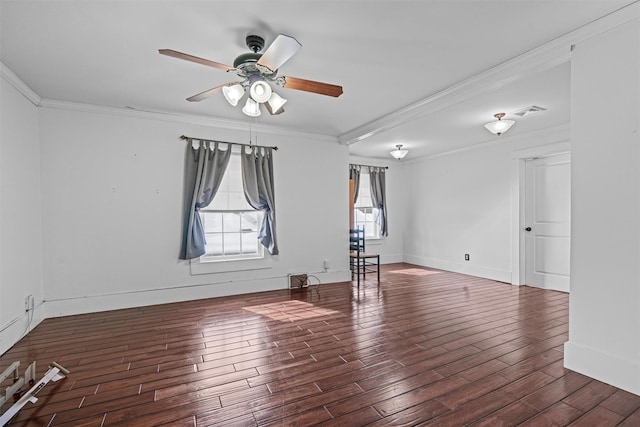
[190,255,272,275]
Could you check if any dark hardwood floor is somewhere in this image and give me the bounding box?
[2,263,639,426]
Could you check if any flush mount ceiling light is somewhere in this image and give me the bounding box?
[390,144,409,160]
[484,113,515,135]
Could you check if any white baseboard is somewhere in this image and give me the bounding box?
[43,271,352,319]
[380,253,404,264]
[403,254,512,283]
[564,341,640,396]
[0,306,46,355]
[307,270,351,285]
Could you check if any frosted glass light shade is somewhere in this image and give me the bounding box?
[242,98,261,117]
[484,113,515,135]
[249,81,272,103]
[265,92,287,115]
[390,144,408,159]
[222,84,245,106]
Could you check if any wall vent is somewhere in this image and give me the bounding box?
[289,273,308,288]
[512,105,547,117]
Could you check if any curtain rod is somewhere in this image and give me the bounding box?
[179,135,278,151]
[350,162,388,169]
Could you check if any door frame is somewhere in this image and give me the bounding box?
[510,141,570,286]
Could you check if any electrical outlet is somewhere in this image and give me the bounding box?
[465,254,470,261]
[25,295,34,312]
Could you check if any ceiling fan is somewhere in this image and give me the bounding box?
[159,34,343,116]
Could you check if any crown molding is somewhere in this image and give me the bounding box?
[404,123,571,164]
[0,62,42,106]
[339,1,640,146]
[38,99,338,143]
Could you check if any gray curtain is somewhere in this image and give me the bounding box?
[179,140,231,260]
[349,164,361,204]
[369,166,388,237]
[241,146,279,255]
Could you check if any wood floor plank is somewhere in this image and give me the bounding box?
[517,401,583,426]
[599,389,640,416]
[567,405,624,426]
[561,379,618,412]
[2,263,639,426]
[468,401,539,426]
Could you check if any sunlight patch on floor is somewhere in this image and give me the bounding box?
[387,268,443,276]
[243,300,342,322]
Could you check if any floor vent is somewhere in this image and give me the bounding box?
[289,273,308,288]
[512,105,547,117]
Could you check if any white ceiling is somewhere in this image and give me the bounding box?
[1,1,635,160]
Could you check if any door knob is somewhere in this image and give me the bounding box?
[525,227,532,232]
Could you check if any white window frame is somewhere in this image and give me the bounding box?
[194,152,266,265]
[198,209,264,263]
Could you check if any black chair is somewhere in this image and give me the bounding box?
[349,227,380,287]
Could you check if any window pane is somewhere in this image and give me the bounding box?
[242,212,259,232]
[242,231,259,254]
[223,232,241,255]
[355,173,372,208]
[204,233,223,255]
[202,212,222,233]
[228,191,248,210]
[364,223,375,238]
[223,212,241,232]
[364,210,373,224]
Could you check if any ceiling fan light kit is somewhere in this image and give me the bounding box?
[242,98,261,117]
[249,80,273,103]
[159,33,343,117]
[484,112,515,135]
[390,144,409,160]
[265,92,287,115]
[222,83,245,106]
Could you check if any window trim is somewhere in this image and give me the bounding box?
[190,253,273,275]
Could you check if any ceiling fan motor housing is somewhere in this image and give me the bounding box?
[233,52,262,69]
[245,35,265,53]
[233,35,268,70]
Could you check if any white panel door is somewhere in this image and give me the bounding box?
[524,153,571,292]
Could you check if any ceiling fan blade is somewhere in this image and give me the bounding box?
[281,76,343,97]
[256,34,302,73]
[186,83,232,102]
[159,49,235,72]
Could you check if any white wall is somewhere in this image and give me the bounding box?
[564,18,640,395]
[38,105,351,317]
[0,76,46,355]
[403,127,569,283]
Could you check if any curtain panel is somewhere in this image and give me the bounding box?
[368,166,388,237]
[179,140,231,260]
[241,146,279,255]
[349,164,361,204]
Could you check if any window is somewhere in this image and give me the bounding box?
[199,154,263,261]
[354,172,380,239]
